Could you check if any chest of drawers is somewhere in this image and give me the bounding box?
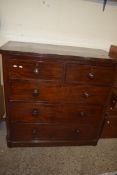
[0,41,117,147]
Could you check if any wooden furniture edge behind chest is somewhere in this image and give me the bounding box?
[101,45,117,138]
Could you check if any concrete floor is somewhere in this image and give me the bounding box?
[0,122,117,175]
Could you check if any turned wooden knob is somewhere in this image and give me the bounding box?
[88,72,95,79]
[83,92,89,98]
[32,89,39,97]
[76,129,80,134]
[32,128,38,135]
[112,100,116,105]
[79,112,85,117]
[106,120,110,124]
[34,68,39,75]
[32,109,39,117]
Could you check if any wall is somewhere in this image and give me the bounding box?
[0,0,117,49]
[0,0,117,78]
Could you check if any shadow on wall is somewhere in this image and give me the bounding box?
[83,0,117,6]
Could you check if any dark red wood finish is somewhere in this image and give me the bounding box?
[9,80,110,104]
[0,41,117,147]
[9,102,103,124]
[101,118,117,138]
[10,123,99,141]
[8,58,64,81]
[66,63,114,85]
[101,71,117,138]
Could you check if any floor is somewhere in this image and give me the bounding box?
[0,122,117,175]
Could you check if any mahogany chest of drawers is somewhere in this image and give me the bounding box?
[0,41,117,147]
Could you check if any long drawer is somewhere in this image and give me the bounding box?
[9,102,103,124]
[9,80,110,104]
[10,123,99,141]
[8,58,63,81]
[66,63,114,85]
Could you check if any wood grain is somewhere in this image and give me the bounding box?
[1,41,117,147]
[9,102,103,124]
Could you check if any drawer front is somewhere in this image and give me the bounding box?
[9,81,110,105]
[106,88,117,117]
[107,111,117,118]
[66,64,114,85]
[10,123,99,141]
[113,68,117,87]
[9,102,103,124]
[101,118,117,138]
[8,59,63,80]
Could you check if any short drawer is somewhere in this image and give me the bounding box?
[8,59,63,81]
[101,118,117,138]
[9,102,103,124]
[10,123,99,141]
[9,80,110,105]
[66,64,114,85]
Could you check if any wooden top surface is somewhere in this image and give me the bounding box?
[0,41,111,59]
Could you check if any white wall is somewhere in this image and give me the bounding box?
[0,0,117,80]
[0,0,117,51]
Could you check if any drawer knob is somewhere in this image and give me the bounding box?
[79,111,85,117]
[83,92,89,98]
[112,100,116,105]
[88,73,94,79]
[76,129,80,134]
[32,128,38,135]
[19,65,23,69]
[32,89,39,97]
[107,120,110,124]
[32,109,39,116]
[34,68,39,75]
[110,107,113,110]
[13,64,18,68]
